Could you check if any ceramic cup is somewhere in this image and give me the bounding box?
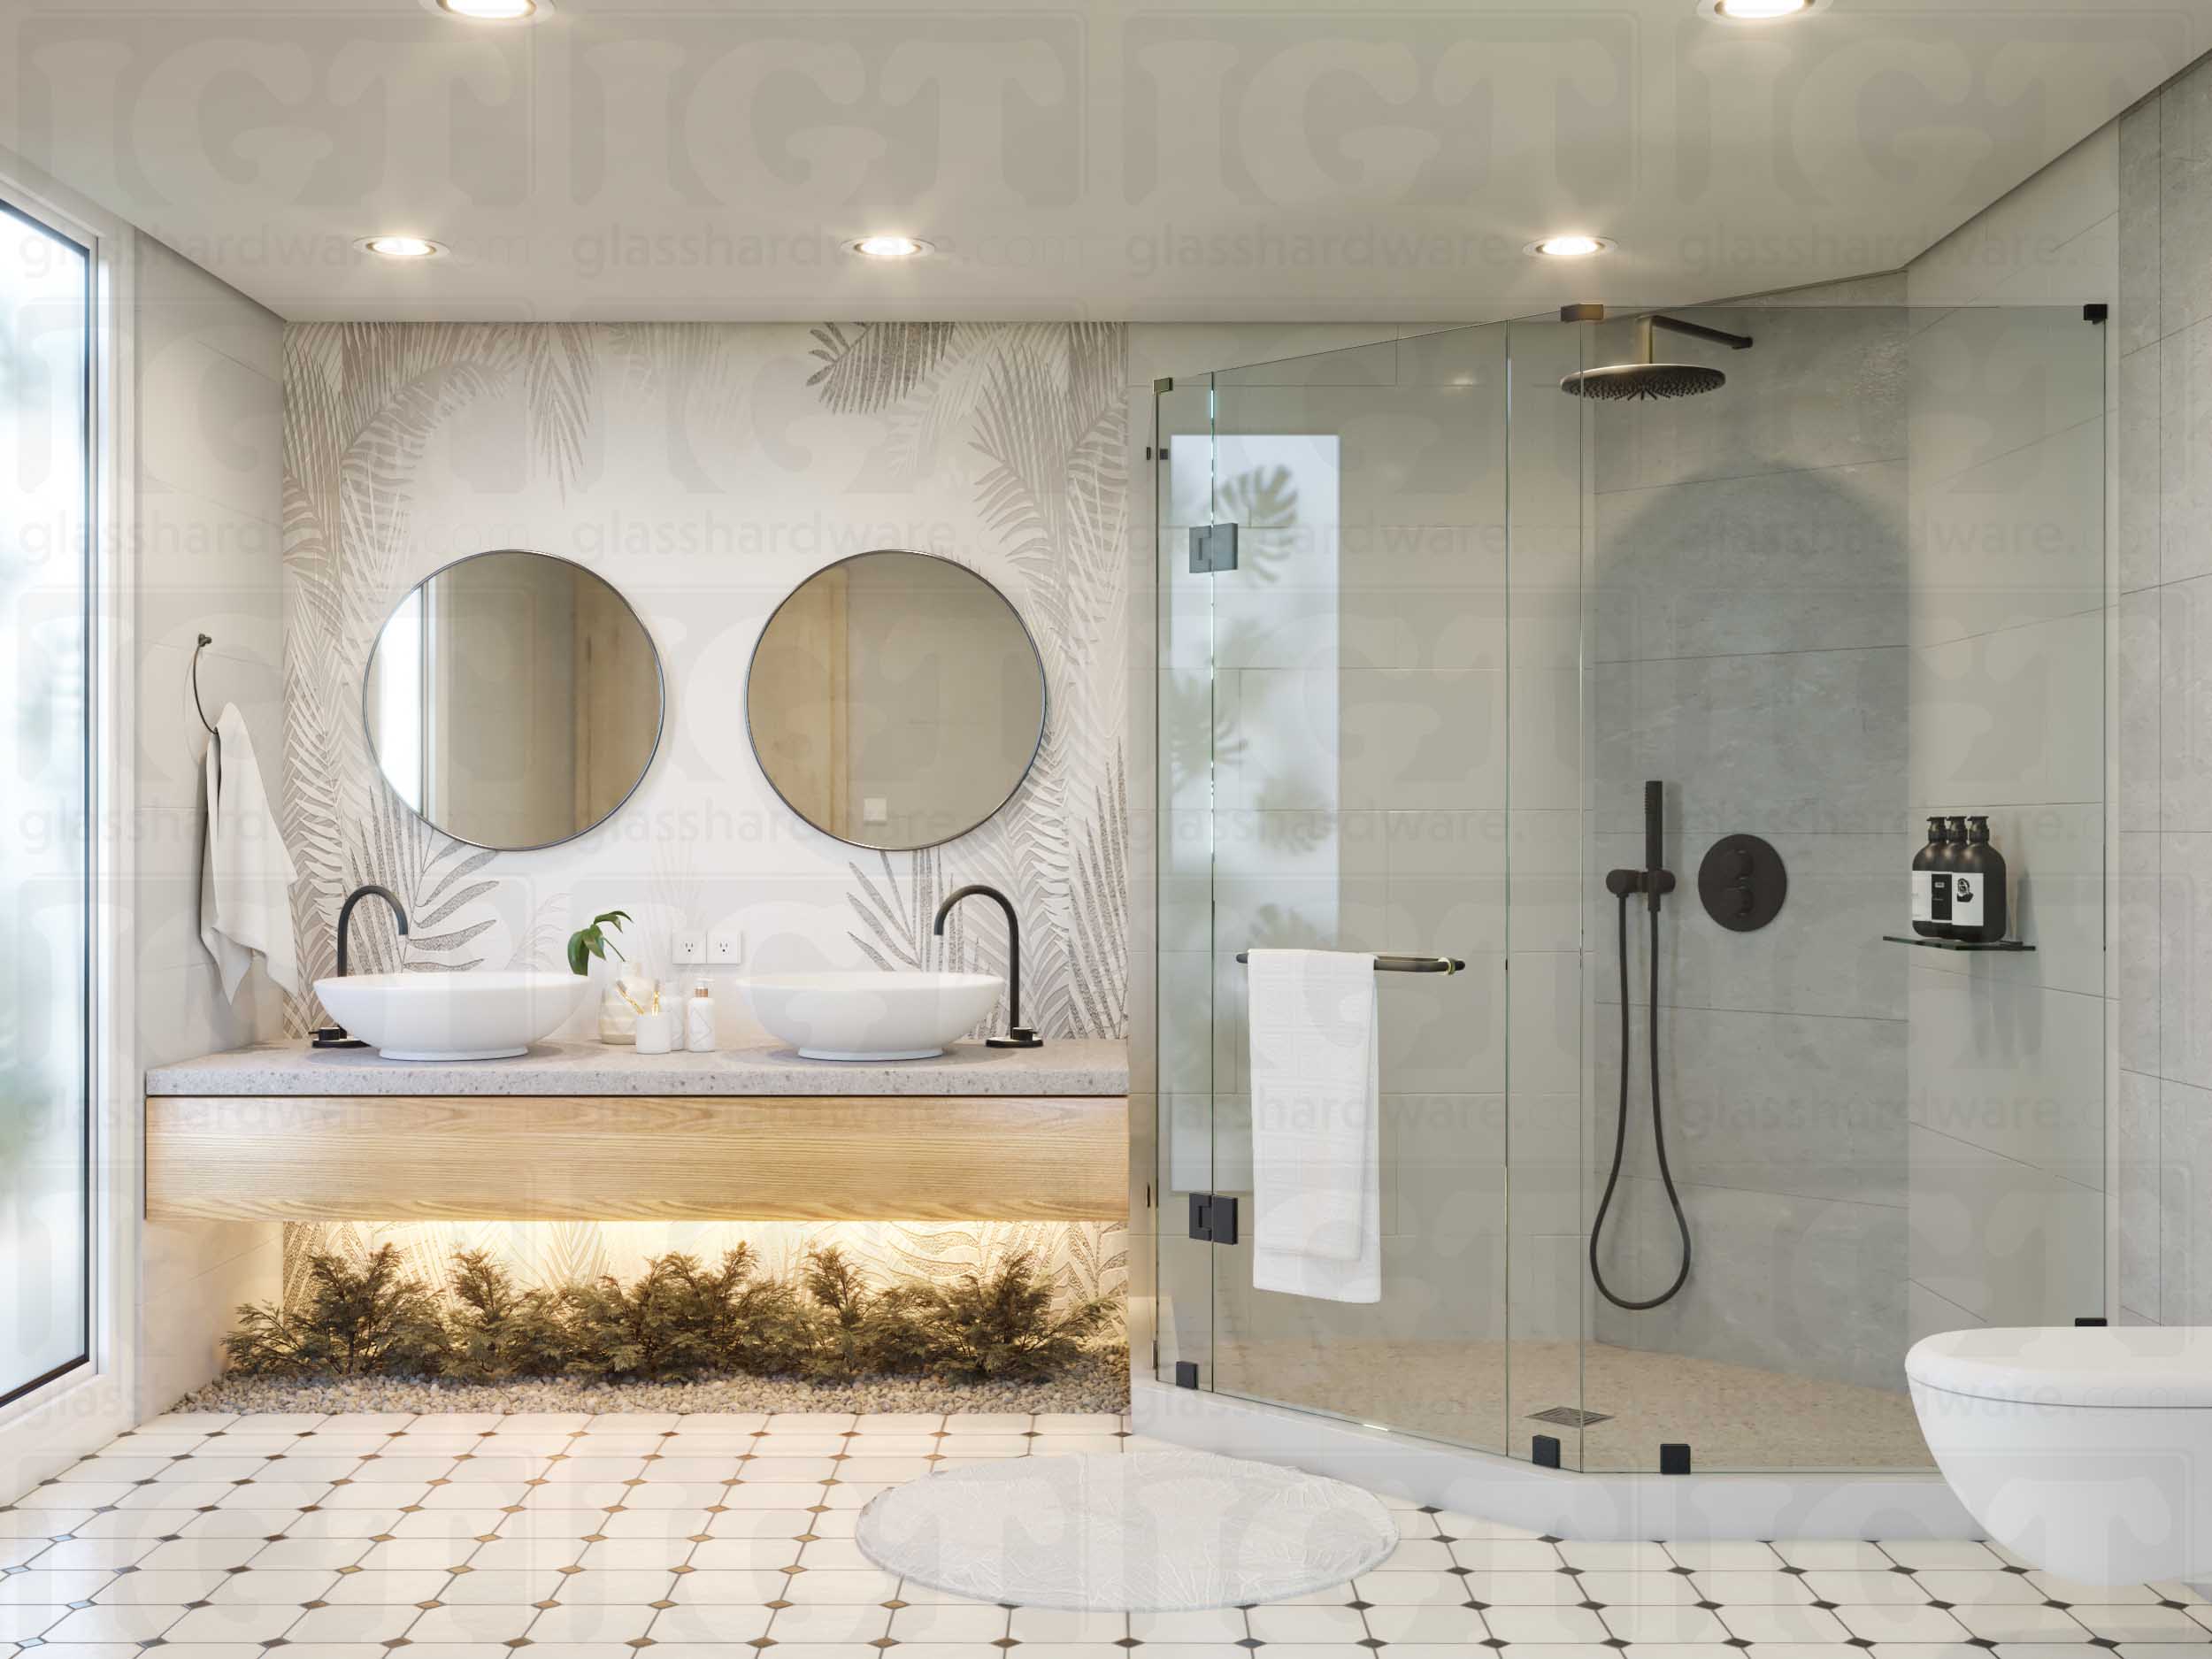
[634,1009,677,1055]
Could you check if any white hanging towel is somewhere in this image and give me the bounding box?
[1248,949,1381,1303]
[199,704,301,1000]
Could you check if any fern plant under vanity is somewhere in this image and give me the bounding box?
[221,1243,1117,1388]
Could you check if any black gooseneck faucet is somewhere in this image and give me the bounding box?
[931,883,1043,1049]
[314,884,411,1049]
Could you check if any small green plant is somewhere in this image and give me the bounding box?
[223,1244,448,1379]
[566,910,633,977]
[442,1250,572,1381]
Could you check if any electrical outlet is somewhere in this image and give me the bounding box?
[709,930,744,966]
[673,933,705,964]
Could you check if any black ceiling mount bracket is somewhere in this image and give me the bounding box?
[1188,1193,1240,1245]
[1698,833,1787,933]
[2085,303,2109,325]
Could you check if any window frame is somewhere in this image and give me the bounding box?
[0,165,139,1488]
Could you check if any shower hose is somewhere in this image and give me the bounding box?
[1587,889,1693,1310]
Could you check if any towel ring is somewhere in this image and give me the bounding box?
[190,633,217,736]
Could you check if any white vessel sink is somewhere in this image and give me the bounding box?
[315,971,592,1061]
[735,971,1003,1061]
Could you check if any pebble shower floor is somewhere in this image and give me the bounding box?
[4,1410,2210,1658]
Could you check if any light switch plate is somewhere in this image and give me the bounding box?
[709,930,743,965]
[673,933,705,964]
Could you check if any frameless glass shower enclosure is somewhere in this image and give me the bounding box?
[1148,300,2108,1475]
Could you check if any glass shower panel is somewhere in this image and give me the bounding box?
[1501,318,1592,1468]
[1153,378,1217,1390]
[1187,328,1514,1455]
[1577,301,2105,1473]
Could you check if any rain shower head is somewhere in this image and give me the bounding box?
[1561,361,1728,401]
[1559,309,1754,401]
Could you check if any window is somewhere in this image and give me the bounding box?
[0,196,92,1405]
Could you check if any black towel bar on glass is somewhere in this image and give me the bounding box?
[1233,951,1465,974]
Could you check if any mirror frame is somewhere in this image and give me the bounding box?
[744,549,1048,852]
[360,548,667,854]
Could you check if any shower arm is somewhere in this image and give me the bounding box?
[1645,314,1755,353]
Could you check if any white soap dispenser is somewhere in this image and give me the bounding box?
[685,977,718,1054]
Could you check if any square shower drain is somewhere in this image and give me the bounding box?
[1526,1406,1613,1428]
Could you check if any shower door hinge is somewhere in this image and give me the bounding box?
[1174,1360,1200,1388]
[1189,522,1238,574]
[1188,1192,1239,1245]
[2085,303,2108,325]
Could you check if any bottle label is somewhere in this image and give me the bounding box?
[1952,874,1983,931]
[1930,872,1952,923]
[1912,872,1933,922]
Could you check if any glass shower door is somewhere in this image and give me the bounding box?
[1158,328,1517,1455]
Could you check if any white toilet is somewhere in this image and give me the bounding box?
[1908,1325,2212,1586]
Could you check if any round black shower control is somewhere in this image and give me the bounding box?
[1697,833,1787,933]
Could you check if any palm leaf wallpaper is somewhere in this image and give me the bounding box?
[280,321,1131,1321]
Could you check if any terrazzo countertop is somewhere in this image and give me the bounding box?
[146,1037,1129,1097]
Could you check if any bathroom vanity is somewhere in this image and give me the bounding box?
[144,1039,1128,1225]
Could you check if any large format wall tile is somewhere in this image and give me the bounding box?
[2159,315,2212,586]
[1588,829,1908,1021]
[1590,300,1906,495]
[2163,57,2212,344]
[1593,1175,1908,1394]
[2122,585,2162,829]
[1593,462,1907,664]
[1590,1004,1907,1209]
[2161,571,2212,827]
[1908,1124,2104,1328]
[1904,968,2106,1186]
[2119,1067,2162,1318]
[2159,831,2212,1090]
[1907,418,2105,647]
[1909,610,2104,810]
[2159,1075,2212,1324]
[1592,647,1908,835]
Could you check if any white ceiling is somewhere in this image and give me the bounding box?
[2,0,2205,323]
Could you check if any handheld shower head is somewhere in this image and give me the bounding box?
[1561,311,1754,401]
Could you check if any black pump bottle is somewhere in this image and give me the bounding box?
[1911,816,1947,939]
[1953,816,2008,943]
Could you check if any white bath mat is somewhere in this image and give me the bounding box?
[853,1448,1399,1612]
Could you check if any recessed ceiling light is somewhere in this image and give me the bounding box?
[1526,235,1612,258]
[420,0,555,22]
[1701,0,1825,19]
[848,235,932,259]
[359,236,444,260]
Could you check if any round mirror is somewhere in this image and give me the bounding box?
[363,549,664,850]
[747,550,1046,850]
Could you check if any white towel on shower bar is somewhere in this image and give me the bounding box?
[1248,949,1381,1304]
